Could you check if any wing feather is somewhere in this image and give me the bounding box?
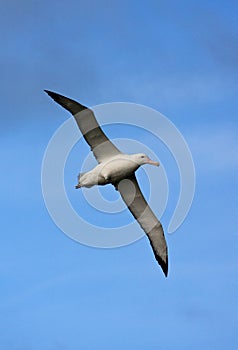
[116,175,168,276]
[45,90,121,163]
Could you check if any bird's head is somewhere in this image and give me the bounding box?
[132,153,160,167]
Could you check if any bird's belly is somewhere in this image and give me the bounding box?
[100,159,137,182]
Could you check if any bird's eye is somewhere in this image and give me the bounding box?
[141,155,145,158]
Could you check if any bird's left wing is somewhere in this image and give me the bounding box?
[45,90,122,163]
[116,174,168,276]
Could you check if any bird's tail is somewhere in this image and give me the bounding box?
[75,172,86,189]
[77,172,86,182]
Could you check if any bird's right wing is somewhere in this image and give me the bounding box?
[45,90,122,163]
[116,174,168,276]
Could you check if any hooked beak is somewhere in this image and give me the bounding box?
[147,158,160,166]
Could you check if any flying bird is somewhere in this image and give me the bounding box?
[45,90,168,276]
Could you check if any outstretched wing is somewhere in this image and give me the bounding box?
[116,174,168,276]
[45,90,121,163]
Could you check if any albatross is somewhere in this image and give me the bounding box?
[45,90,168,277]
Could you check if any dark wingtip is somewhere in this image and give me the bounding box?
[149,238,168,277]
[157,256,168,277]
[44,89,52,95]
[44,89,62,100]
[163,264,168,278]
[44,90,88,115]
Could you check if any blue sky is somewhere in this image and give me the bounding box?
[1,0,238,349]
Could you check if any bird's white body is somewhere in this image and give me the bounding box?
[77,153,159,188]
